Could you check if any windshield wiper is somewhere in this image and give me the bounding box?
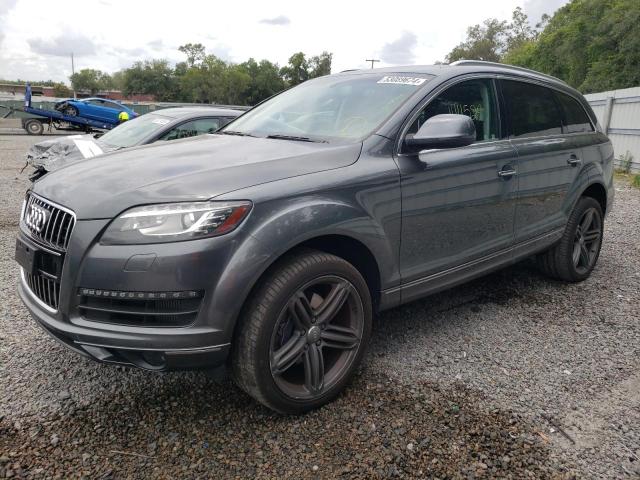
[265,134,327,143]
[219,130,255,137]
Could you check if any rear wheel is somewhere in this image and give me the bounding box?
[24,119,44,135]
[537,197,604,282]
[231,249,372,414]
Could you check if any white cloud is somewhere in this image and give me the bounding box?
[260,15,290,26]
[523,0,569,24]
[0,0,570,83]
[28,32,97,57]
[380,31,418,65]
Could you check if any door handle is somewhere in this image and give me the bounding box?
[567,154,581,166]
[498,168,517,178]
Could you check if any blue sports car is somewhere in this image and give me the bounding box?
[54,97,138,124]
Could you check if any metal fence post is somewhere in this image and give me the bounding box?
[602,96,614,134]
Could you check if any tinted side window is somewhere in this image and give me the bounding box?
[103,101,124,112]
[407,78,499,143]
[502,80,562,138]
[555,92,593,134]
[160,118,222,141]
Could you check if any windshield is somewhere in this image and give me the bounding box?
[99,113,172,148]
[224,73,433,142]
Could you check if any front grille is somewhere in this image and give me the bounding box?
[24,270,60,310]
[21,193,75,252]
[78,290,203,327]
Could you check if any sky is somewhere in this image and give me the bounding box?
[0,0,569,83]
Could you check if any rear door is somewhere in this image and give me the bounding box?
[500,79,585,243]
[396,77,519,300]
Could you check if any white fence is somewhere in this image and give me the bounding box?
[584,87,640,173]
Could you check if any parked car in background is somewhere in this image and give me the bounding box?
[54,98,139,124]
[16,61,613,414]
[26,106,246,179]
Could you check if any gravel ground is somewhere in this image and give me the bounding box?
[1,134,639,479]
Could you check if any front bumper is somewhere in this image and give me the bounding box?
[19,272,230,370]
[15,210,271,371]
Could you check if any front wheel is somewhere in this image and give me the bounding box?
[231,249,372,414]
[537,197,604,282]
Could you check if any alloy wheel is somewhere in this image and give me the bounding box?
[572,207,602,274]
[269,275,364,400]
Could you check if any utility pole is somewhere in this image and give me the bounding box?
[71,52,76,99]
[365,59,380,69]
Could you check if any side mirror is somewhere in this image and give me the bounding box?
[404,114,476,150]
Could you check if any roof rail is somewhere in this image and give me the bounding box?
[449,60,568,86]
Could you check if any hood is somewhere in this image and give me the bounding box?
[26,134,120,172]
[32,134,362,219]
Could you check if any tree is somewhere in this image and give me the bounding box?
[505,6,537,52]
[445,19,509,63]
[507,0,640,92]
[280,52,309,86]
[239,58,286,105]
[69,69,113,94]
[178,43,206,67]
[52,82,71,98]
[280,51,333,87]
[110,70,126,91]
[308,51,332,78]
[122,60,178,101]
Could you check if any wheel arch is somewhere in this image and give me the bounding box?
[225,233,383,350]
[580,181,607,216]
[248,233,382,314]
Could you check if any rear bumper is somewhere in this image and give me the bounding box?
[18,275,230,371]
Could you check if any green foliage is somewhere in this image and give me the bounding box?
[122,60,179,102]
[618,151,634,174]
[633,175,640,189]
[70,69,113,94]
[450,0,640,93]
[52,82,71,98]
[280,52,309,86]
[109,46,332,105]
[0,78,57,87]
[238,58,285,105]
[446,18,509,63]
[178,43,206,67]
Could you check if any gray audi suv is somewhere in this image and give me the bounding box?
[16,61,614,413]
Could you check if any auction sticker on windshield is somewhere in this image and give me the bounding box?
[377,76,427,86]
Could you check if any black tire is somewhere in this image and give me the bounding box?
[537,197,604,282]
[231,249,372,414]
[24,119,44,135]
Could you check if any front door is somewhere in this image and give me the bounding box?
[396,78,519,302]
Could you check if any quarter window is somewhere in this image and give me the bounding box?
[555,92,593,134]
[502,80,562,138]
[406,79,499,145]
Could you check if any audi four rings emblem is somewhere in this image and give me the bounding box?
[25,204,50,233]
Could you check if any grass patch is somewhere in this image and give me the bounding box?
[615,170,640,189]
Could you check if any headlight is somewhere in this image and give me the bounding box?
[101,201,252,244]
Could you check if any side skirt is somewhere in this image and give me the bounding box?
[379,228,564,309]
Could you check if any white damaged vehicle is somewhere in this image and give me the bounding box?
[25,106,245,180]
